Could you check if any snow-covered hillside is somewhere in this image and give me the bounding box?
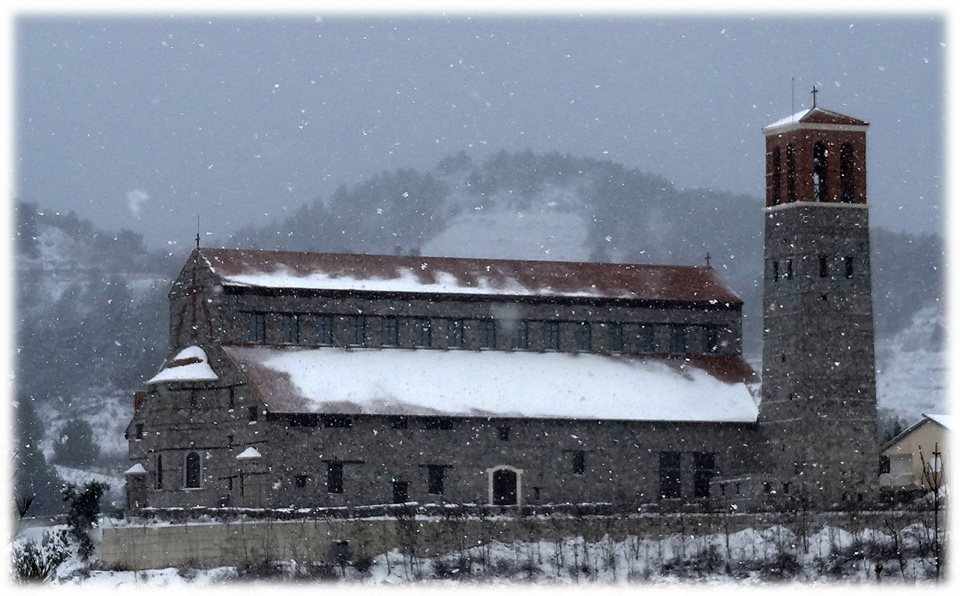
[876,305,948,420]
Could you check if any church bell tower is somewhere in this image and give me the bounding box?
[757,98,879,507]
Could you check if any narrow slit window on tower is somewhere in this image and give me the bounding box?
[786,143,797,202]
[772,260,780,282]
[155,454,163,489]
[770,147,782,205]
[184,451,202,489]
[819,255,830,278]
[813,142,829,202]
[844,256,854,279]
[786,259,794,280]
[840,142,856,202]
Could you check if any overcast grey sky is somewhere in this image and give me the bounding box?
[16,15,944,247]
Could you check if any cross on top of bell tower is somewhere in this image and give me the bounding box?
[810,84,819,108]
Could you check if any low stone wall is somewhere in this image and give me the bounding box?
[99,510,925,571]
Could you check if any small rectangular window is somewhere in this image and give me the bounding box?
[317,315,333,345]
[513,321,529,350]
[479,320,496,349]
[772,260,780,282]
[819,255,830,278]
[543,321,560,351]
[574,322,592,352]
[155,454,163,490]
[382,317,399,347]
[227,434,234,446]
[248,405,259,422]
[391,416,408,430]
[227,387,235,410]
[415,318,432,347]
[636,325,655,353]
[295,474,309,489]
[659,451,682,499]
[327,462,344,494]
[571,450,586,475]
[427,465,445,495]
[844,256,854,279]
[135,423,144,440]
[447,319,464,348]
[786,259,794,280]
[670,325,687,354]
[348,316,365,346]
[879,455,891,475]
[497,426,510,441]
[704,326,720,353]
[243,312,266,343]
[280,313,300,344]
[607,323,623,353]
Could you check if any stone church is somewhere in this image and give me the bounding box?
[124,104,879,513]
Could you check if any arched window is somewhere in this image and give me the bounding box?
[840,143,856,202]
[813,142,829,202]
[785,144,797,202]
[770,147,782,205]
[185,451,202,489]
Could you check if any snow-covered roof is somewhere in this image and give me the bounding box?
[763,106,869,135]
[146,345,219,385]
[923,413,950,430]
[124,463,147,475]
[236,447,262,460]
[223,346,758,423]
[198,248,742,305]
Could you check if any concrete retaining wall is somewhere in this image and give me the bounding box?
[99,510,925,571]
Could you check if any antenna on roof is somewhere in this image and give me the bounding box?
[195,215,200,250]
[704,252,712,269]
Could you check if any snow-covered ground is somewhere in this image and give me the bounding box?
[13,516,942,585]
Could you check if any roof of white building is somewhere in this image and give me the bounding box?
[223,346,759,423]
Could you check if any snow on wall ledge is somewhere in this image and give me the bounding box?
[224,346,759,423]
